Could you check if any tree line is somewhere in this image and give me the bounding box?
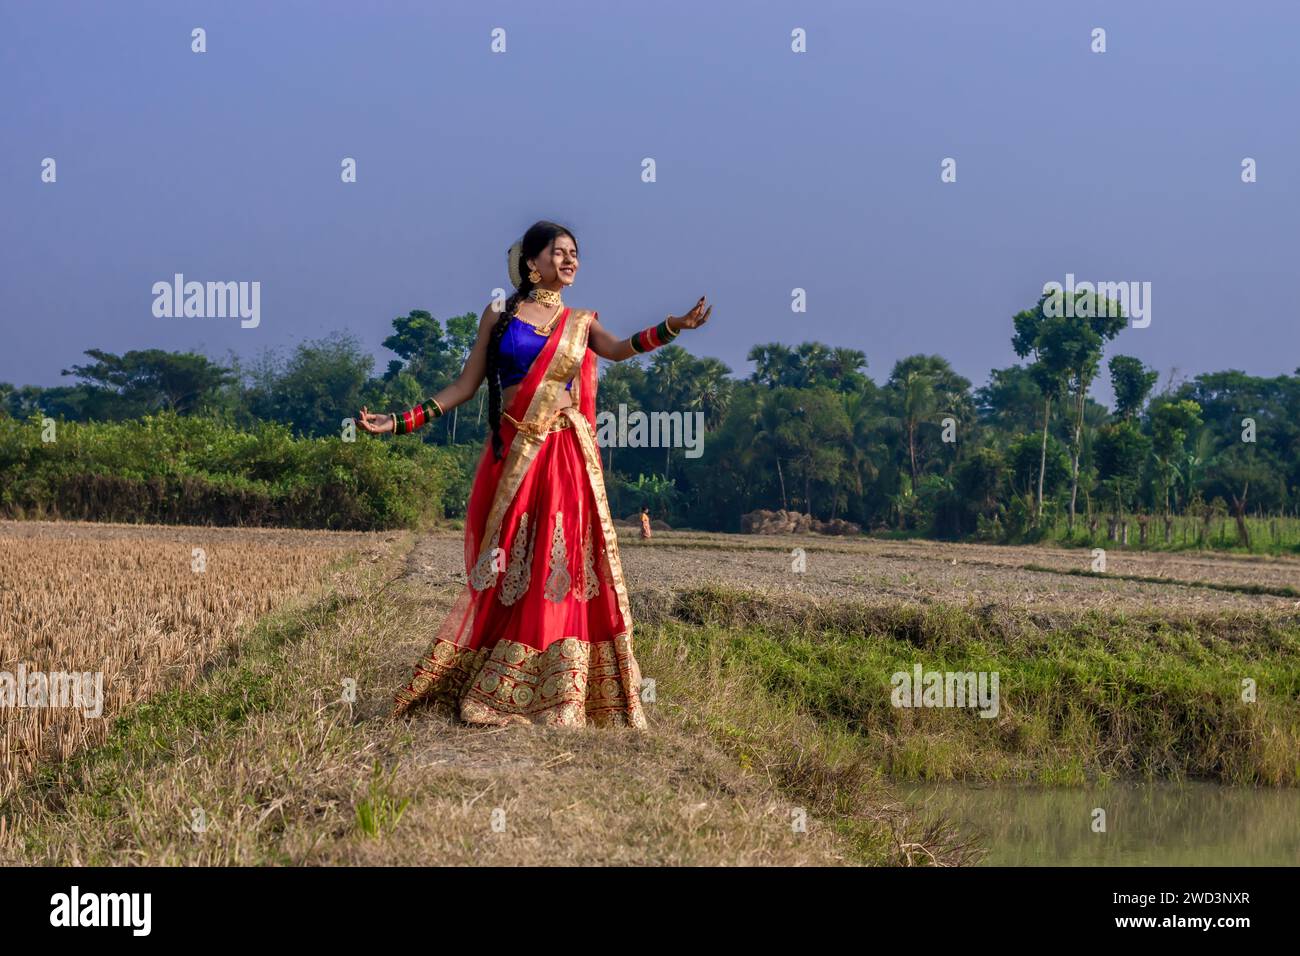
[3,296,1297,548]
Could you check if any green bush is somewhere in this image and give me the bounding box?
[0,414,459,530]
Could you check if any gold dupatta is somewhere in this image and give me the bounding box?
[469,306,638,659]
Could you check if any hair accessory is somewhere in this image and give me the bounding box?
[507,240,524,289]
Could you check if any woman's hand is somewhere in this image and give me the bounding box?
[357,406,395,434]
[668,296,713,332]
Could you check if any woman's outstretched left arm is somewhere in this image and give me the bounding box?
[587,296,713,361]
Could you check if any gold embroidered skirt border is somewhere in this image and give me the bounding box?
[393,633,646,728]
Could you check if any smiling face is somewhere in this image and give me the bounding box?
[528,234,579,288]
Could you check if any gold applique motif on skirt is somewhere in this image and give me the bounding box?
[394,634,642,727]
[497,512,535,606]
[543,510,571,602]
[576,521,601,601]
[468,527,502,590]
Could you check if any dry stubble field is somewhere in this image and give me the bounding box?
[0,521,384,799]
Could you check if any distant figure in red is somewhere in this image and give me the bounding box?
[640,507,652,539]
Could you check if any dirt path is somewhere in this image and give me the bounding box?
[370,532,864,865]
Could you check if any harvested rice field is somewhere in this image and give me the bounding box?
[0,520,387,798]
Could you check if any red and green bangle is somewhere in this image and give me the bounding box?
[393,398,444,435]
[630,318,681,354]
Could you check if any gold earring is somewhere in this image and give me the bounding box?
[527,267,542,283]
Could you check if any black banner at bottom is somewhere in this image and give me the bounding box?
[0,865,1281,940]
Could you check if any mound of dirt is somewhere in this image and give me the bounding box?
[740,509,861,536]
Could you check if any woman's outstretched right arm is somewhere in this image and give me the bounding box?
[357,302,501,435]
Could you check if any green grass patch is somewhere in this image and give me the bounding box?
[641,584,1300,787]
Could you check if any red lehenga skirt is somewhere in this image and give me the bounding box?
[392,307,647,729]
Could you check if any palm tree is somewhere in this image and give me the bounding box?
[649,346,690,476]
[749,390,793,511]
[747,343,798,389]
[687,357,732,429]
[841,389,887,514]
[897,369,937,488]
[596,367,634,472]
[889,474,915,530]
[1182,426,1216,503]
[829,347,868,388]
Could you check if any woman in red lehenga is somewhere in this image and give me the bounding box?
[358,220,711,728]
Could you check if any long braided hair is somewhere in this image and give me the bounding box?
[486,220,578,462]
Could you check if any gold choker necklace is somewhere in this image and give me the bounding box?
[528,287,564,308]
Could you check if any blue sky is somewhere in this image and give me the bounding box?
[3,0,1297,404]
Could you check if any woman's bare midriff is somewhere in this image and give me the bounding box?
[501,382,574,411]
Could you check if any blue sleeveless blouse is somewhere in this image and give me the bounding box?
[498,316,572,390]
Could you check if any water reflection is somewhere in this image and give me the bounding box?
[903,781,1300,866]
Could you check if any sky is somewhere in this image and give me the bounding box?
[3,0,1298,406]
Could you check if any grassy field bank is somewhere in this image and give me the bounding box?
[648,585,1300,786]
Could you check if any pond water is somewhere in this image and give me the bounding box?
[902,780,1300,866]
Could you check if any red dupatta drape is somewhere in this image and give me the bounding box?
[393,307,646,728]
